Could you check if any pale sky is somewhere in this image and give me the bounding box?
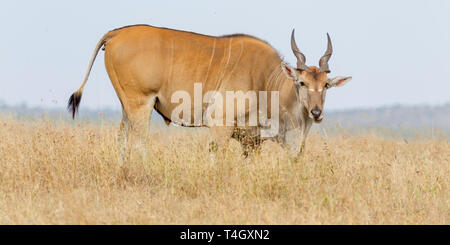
[0,0,449,111]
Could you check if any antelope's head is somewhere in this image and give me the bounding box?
[282,29,352,123]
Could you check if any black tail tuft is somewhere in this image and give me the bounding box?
[68,91,82,119]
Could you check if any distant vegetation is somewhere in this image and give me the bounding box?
[1,102,449,139]
[0,101,122,122]
[325,103,450,130]
[323,103,450,139]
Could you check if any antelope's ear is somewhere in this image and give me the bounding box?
[328,76,352,88]
[281,62,299,81]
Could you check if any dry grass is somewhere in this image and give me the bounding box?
[0,115,448,224]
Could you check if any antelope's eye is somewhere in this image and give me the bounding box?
[299,82,305,86]
[325,83,330,89]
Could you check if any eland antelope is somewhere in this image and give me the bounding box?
[68,25,352,157]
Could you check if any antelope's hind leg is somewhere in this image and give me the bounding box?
[117,110,130,164]
[120,95,156,162]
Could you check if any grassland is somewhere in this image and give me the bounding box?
[0,115,448,224]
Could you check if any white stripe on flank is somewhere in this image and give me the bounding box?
[168,39,174,82]
[215,38,233,90]
[224,38,233,70]
[227,41,244,77]
[204,39,216,83]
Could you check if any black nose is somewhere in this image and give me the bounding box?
[311,107,322,119]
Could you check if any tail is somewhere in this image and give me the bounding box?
[68,32,113,119]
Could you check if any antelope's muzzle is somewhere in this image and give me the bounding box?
[311,106,322,120]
